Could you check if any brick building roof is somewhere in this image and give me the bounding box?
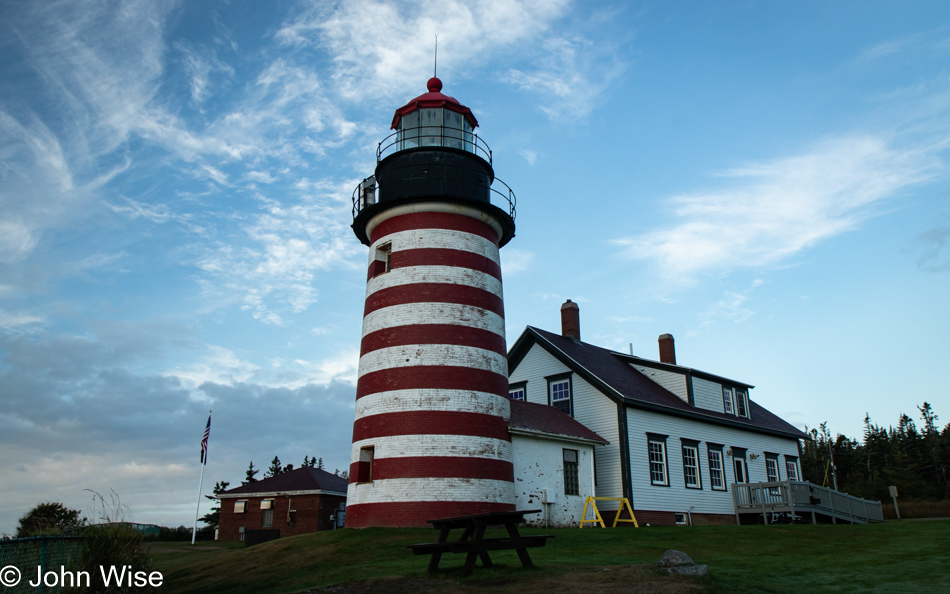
[220,466,348,497]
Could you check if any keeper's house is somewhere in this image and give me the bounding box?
[507,300,807,526]
[217,467,347,541]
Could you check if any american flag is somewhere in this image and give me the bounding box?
[200,413,211,465]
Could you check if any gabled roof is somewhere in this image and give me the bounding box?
[220,466,348,497]
[509,326,807,440]
[509,399,608,445]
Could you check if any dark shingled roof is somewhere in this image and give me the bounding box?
[509,399,608,444]
[511,326,807,440]
[220,466,348,496]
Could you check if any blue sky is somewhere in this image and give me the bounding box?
[1,0,948,533]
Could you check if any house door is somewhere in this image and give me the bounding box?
[734,457,747,484]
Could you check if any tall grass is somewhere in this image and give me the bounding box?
[64,490,156,594]
[882,499,950,520]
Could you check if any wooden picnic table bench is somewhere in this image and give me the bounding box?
[408,509,553,576]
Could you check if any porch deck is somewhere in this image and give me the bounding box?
[732,480,883,525]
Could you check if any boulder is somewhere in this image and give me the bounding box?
[668,564,709,577]
[655,549,695,567]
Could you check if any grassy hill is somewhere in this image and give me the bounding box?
[152,519,949,594]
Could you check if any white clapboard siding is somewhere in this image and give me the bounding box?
[509,343,622,502]
[572,374,623,501]
[626,407,800,515]
[691,376,726,413]
[632,365,688,403]
[509,343,570,404]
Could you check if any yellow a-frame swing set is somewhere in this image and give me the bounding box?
[579,496,639,528]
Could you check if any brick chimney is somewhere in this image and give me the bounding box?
[560,299,580,340]
[658,333,676,364]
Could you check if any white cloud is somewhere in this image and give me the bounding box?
[500,248,535,275]
[505,33,625,120]
[519,149,538,166]
[276,0,573,101]
[0,309,45,332]
[169,346,261,390]
[615,135,942,281]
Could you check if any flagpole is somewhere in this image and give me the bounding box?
[191,459,206,545]
[192,410,211,545]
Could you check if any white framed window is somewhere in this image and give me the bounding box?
[508,382,526,401]
[563,449,579,496]
[682,444,701,489]
[234,500,247,514]
[708,447,725,490]
[722,387,734,415]
[736,390,749,418]
[648,436,669,486]
[548,375,572,416]
[785,456,800,481]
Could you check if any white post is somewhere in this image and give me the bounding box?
[191,461,206,545]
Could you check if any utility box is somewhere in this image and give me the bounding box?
[888,485,898,498]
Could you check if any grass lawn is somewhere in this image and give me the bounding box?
[152,519,949,594]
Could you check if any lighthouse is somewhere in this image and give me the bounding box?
[346,77,517,527]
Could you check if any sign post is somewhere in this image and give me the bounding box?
[888,485,900,520]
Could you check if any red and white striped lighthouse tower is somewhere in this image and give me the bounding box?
[346,77,517,527]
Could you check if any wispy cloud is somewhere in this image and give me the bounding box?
[276,0,574,102]
[505,33,626,120]
[614,135,943,281]
[500,248,535,275]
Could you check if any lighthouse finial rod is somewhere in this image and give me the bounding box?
[434,34,438,78]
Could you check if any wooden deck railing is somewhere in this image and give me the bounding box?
[732,480,883,525]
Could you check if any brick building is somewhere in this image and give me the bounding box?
[217,467,347,541]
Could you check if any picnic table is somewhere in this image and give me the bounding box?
[408,509,553,576]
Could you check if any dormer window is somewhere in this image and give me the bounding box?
[722,387,750,419]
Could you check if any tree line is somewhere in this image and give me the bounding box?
[802,402,948,501]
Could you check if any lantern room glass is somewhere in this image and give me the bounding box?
[396,108,474,153]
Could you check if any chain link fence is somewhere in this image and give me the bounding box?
[0,536,83,594]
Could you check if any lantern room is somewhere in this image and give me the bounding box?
[352,77,516,247]
[390,77,478,154]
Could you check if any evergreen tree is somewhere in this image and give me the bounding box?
[317,457,325,470]
[283,463,294,473]
[199,481,230,529]
[243,461,259,485]
[265,456,283,478]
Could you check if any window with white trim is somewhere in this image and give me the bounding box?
[785,456,800,481]
[508,382,526,401]
[647,436,669,486]
[722,387,734,415]
[234,500,247,514]
[682,442,701,489]
[548,375,572,416]
[765,456,780,483]
[736,390,749,418]
[708,447,725,490]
